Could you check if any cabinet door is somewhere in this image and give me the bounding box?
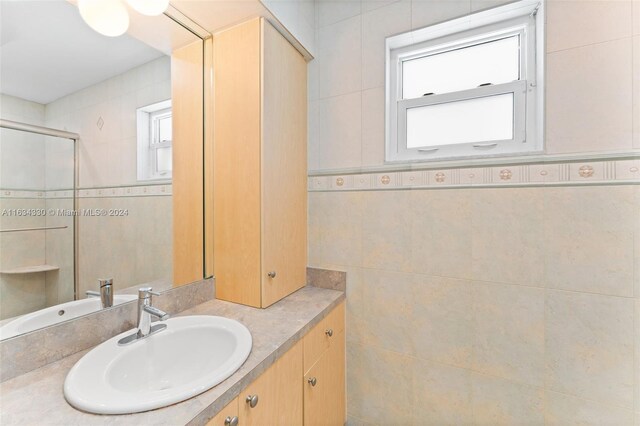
[213,18,263,308]
[206,397,239,426]
[304,330,345,426]
[240,340,303,426]
[260,18,308,308]
[304,302,345,373]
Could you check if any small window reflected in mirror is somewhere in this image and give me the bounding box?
[136,99,172,181]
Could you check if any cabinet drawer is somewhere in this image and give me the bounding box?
[303,302,345,373]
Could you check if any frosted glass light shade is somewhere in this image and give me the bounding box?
[78,0,130,37]
[126,0,169,16]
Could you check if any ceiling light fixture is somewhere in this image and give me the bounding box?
[78,0,130,37]
[126,0,169,16]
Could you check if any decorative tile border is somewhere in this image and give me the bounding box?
[76,184,172,198]
[0,189,48,199]
[1,184,172,199]
[309,159,640,191]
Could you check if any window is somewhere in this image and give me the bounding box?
[386,0,544,162]
[137,100,172,181]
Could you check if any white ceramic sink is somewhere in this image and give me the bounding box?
[64,315,252,414]
[0,295,137,340]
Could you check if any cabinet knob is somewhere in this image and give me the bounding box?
[267,271,276,278]
[224,416,239,426]
[325,328,333,337]
[307,377,317,386]
[245,394,259,408]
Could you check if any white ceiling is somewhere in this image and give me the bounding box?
[171,0,313,59]
[171,0,268,35]
[0,0,166,104]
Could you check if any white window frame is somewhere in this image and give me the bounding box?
[385,0,545,163]
[136,99,172,181]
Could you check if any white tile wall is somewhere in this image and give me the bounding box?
[308,0,640,422]
[45,56,171,188]
[634,36,640,149]
[546,38,633,154]
[470,372,544,425]
[361,0,410,90]
[318,16,362,98]
[545,391,635,426]
[546,290,635,408]
[318,0,361,27]
[411,0,471,30]
[634,0,640,35]
[318,91,362,168]
[309,0,640,172]
[0,95,46,190]
[361,87,385,166]
[546,0,633,53]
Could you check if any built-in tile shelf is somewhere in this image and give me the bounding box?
[0,265,60,274]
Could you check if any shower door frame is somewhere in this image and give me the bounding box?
[0,118,80,302]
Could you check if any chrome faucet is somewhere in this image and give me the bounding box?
[86,278,113,308]
[118,287,169,346]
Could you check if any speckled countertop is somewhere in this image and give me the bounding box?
[0,286,345,426]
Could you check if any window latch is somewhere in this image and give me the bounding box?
[477,83,493,87]
[472,143,498,149]
[530,3,541,17]
[418,148,439,153]
[422,92,435,96]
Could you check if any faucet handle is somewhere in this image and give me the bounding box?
[98,278,113,288]
[138,287,162,298]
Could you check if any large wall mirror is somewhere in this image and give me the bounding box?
[0,0,208,339]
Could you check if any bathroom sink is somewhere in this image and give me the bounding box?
[0,295,137,340]
[64,315,252,414]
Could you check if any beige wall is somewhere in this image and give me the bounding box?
[308,0,640,424]
[310,186,639,424]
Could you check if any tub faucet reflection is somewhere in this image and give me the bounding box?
[85,278,113,308]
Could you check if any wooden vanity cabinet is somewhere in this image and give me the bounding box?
[205,302,345,426]
[213,17,307,309]
[206,341,303,426]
